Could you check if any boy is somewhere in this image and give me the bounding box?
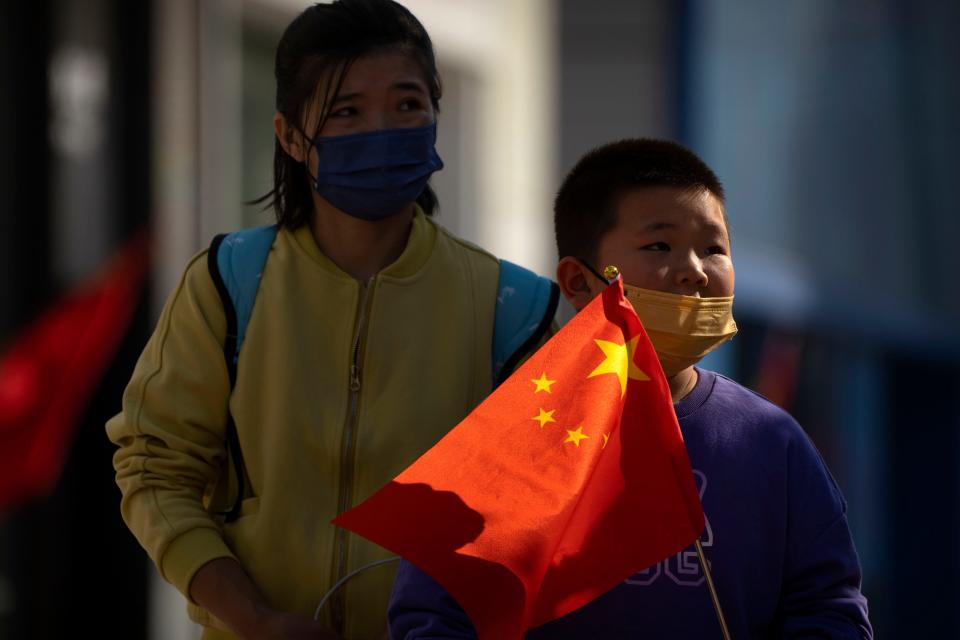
[387,139,872,638]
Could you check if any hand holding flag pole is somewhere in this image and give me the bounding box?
[335,269,723,638]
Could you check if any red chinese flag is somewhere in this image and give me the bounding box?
[334,280,704,639]
[0,231,149,510]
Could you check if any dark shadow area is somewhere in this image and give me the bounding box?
[336,481,528,638]
[0,0,152,637]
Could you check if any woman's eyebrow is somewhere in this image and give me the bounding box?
[330,91,361,105]
[331,80,427,104]
[391,80,428,94]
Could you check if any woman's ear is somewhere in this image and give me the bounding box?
[274,112,307,162]
[556,257,600,312]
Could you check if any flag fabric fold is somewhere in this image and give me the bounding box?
[334,280,704,639]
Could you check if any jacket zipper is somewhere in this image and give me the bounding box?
[331,277,374,634]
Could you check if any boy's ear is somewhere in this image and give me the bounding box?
[274,112,307,162]
[556,257,599,312]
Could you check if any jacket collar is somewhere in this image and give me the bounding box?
[290,206,437,280]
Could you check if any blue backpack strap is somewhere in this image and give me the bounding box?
[207,224,277,521]
[492,260,559,387]
[208,224,278,374]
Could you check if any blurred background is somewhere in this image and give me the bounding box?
[1,0,958,637]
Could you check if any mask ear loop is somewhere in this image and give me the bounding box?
[577,258,613,285]
[286,121,323,190]
[285,65,346,191]
[294,59,353,192]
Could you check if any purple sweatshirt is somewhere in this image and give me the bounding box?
[388,368,872,639]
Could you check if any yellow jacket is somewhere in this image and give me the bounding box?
[107,213,506,638]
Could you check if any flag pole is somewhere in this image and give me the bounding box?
[695,539,732,640]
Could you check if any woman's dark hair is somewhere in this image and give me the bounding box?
[258,0,443,229]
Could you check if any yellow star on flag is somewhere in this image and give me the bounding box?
[531,408,557,428]
[564,426,590,447]
[531,372,557,394]
[587,336,650,397]
[602,433,610,449]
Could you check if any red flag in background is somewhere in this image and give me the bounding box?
[752,331,804,412]
[0,231,149,510]
[334,280,705,639]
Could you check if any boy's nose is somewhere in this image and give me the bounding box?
[674,253,709,291]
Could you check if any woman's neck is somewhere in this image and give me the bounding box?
[309,197,416,281]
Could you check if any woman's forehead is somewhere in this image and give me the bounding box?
[298,49,430,128]
[306,49,426,100]
[338,49,428,91]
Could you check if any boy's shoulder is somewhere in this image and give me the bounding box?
[695,370,843,496]
[689,368,809,448]
[693,369,797,421]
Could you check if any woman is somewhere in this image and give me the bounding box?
[107,1,555,638]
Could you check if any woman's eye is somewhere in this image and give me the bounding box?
[330,106,357,118]
[398,98,424,112]
[640,242,670,251]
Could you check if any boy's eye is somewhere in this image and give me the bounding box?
[706,245,726,255]
[640,242,670,251]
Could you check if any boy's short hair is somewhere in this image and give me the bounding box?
[554,138,725,263]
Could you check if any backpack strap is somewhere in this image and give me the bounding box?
[207,224,277,521]
[492,260,559,388]
[209,225,279,373]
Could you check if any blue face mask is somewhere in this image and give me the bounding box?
[310,122,444,221]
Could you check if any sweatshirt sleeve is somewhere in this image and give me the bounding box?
[105,251,237,600]
[389,559,478,639]
[775,428,873,639]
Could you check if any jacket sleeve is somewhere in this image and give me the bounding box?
[389,559,478,639]
[774,429,873,639]
[105,251,237,600]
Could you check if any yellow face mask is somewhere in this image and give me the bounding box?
[584,263,737,378]
[621,284,737,378]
